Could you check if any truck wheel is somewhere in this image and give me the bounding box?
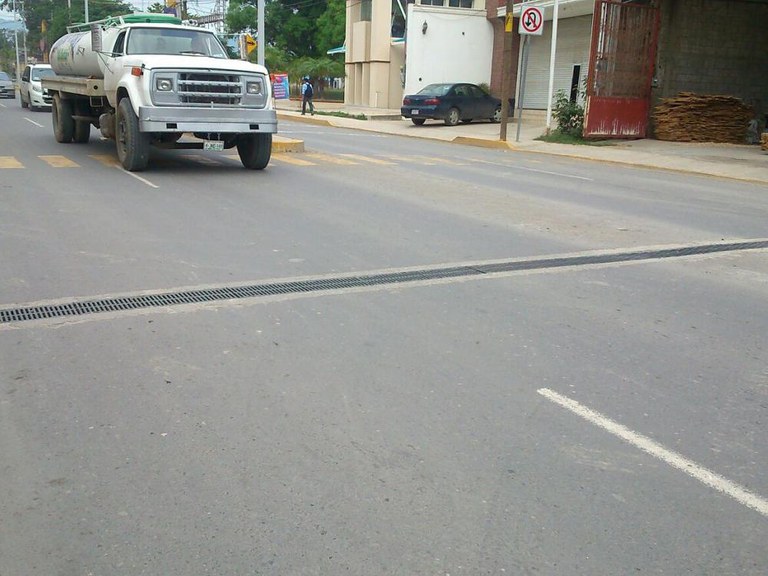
[52,94,74,143]
[237,133,271,170]
[116,98,150,172]
[20,92,28,109]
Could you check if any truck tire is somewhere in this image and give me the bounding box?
[116,98,150,172]
[237,133,271,170]
[52,94,74,143]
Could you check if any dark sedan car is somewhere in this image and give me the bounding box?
[401,82,513,126]
[0,71,14,99]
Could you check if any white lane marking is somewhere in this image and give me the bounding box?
[517,166,593,181]
[120,167,159,188]
[24,117,45,128]
[537,388,768,518]
[473,158,592,181]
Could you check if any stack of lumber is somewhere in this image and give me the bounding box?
[652,93,753,143]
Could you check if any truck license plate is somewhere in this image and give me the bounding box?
[204,140,224,151]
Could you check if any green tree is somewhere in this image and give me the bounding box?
[146,3,166,13]
[0,0,134,62]
[314,0,345,56]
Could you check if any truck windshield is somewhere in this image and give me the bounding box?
[126,28,228,58]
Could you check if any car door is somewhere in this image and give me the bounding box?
[20,65,30,102]
[450,84,472,119]
[466,85,489,119]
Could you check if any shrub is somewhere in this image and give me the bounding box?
[552,89,584,138]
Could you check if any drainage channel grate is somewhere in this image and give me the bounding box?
[2,240,766,325]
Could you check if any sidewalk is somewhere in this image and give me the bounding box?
[275,99,768,185]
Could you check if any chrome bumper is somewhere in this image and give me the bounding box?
[138,106,278,133]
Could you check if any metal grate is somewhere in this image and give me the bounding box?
[2,240,766,325]
[178,73,241,105]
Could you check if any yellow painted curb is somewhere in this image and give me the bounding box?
[452,136,516,150]
[273,136,305,153]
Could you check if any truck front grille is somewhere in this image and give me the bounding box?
[178,73,241,105]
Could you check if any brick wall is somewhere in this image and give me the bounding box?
[656,0,768,119]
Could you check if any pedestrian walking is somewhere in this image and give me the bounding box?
[301,76,315,115]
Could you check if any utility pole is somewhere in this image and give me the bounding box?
[12,0,20,78]
[499,0,513,141]
[257,0,264,66]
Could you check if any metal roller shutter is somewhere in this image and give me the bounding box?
[517,14,593,110]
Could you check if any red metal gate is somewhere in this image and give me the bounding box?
[583,0,660,138]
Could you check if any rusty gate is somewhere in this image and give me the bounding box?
[583,0,660,138]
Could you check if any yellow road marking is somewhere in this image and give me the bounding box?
[0,157,24,169]
[386,155,467,166]
[39,155,79,168]
[338,154,396,165]
[304,153,358,165]
[89,154,119,167]
[271,153,316,166]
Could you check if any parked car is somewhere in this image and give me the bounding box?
[19,63,55,110]
[401,83,513,126]
[0,71,14,99]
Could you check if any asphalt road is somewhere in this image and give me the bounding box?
[1,99,767,575]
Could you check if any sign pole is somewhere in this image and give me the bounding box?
[515,34,530,143]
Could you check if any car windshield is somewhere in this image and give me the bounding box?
[127,28,228,58]
[31,68,54,81]
[0,72,10,81]
[416,84,452,97]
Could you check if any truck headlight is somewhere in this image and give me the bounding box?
[246,81,262,95]
[156,78,173,91]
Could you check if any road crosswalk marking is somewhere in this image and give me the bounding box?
[0,152,475,170]
[0,156,24,169]
[270,153,316,166]
[338,153,396,165]
[304,152,358,165]
[39,155,79,168]
[89,155,120,167]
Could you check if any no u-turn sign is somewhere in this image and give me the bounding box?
[519,6,544,35]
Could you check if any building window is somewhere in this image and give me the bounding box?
[360,0,372,21]
[448,0,473,6]
[420,0,445,5]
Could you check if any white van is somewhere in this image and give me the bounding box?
[20,63,55,110]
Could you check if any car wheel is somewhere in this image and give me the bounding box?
[444,107,460,127]
[491,106,502,123]
[411,118,426,126]
[20,92,28,108]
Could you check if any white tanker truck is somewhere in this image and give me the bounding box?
[42,13,277,171]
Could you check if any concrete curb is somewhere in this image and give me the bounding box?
[277,112,332,127]
[273,135,305,153]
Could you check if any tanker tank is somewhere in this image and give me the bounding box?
[50,27,119,78]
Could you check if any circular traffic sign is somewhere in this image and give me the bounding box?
[520,6,543,35]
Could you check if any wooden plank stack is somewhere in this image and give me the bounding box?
[652,93,753,143]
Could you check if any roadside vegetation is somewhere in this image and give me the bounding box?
[537,89,613,146]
